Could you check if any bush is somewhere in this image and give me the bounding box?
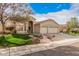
[33,34,43,39]
[6,27,14,31]
[25,39,32,45]
[0,36,8,47]
[12,34,31,39]
[69,31,79,36]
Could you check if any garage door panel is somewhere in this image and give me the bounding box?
[40,27,47,34]
[48,28,58,33]
[40,27,58,34]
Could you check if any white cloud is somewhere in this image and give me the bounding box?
[31,3,79,24]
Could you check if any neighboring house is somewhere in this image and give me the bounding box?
[59,24,68,33]
[34,19,60,34]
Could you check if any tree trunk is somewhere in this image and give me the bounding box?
[1,22,5,36]
[24,23,27,34]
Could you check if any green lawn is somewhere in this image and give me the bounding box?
[0,34,32,47]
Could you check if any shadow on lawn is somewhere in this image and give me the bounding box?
[12,34,31,39]
[25,46,79,56]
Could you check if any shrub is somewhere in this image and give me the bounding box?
[6,27,14,31]
[12,34,31,39]
[0,36,8,47]
[33,34,43,39]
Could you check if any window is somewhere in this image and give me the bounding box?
[16,24,24,31]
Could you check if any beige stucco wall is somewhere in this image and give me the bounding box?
[40,20,59,28]
[34,24,40,34]
[34,20,59,34]
[0,16,36,34]
[0,20,13,32]
[15,22,29,34]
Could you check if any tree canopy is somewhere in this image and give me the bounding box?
[0,3,33,35]
[67,17,78,33]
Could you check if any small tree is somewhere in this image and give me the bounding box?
[67,17,78,33]
[10,15,30,34]
[10,8,33,34]
[0,3,32,36]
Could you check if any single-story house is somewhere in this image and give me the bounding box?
[34,19,60,34]
[14,16,36,34]
[0,15,36,34]
[0,16,60,34]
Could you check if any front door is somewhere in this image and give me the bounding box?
[28,21,33,34]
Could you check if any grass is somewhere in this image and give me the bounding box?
[0,34,32,47]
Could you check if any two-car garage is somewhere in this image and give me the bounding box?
[40,27,59,34]
[34,19,59,34]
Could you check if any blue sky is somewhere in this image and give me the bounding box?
[30,3,71,14]
[29,3,79,24]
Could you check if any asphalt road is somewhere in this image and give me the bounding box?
[23,42,79,56]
